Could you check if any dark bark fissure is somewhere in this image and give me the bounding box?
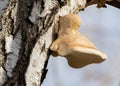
[40,52,50,85]
[1,38,6,67]
[57,0,67,8]
[40,0,45,13]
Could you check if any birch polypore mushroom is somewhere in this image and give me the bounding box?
[50,14,107,68]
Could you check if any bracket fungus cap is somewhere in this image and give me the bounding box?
[65,46,107,68]
[50,14,107,68]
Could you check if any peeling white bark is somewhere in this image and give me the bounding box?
[5,35,13,53]
[5,29,22,77]
[25,24,54,86]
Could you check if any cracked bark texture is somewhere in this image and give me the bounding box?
[0,0,119,86]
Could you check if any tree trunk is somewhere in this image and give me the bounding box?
[0,0,119,86]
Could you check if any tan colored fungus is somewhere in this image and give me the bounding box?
[50,14,107,68]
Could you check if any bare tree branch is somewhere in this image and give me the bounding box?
[86,0,120,8]
[106,0,120,8]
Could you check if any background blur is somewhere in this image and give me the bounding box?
[0,1,120,86]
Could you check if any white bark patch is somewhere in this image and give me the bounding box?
[29,0,58,24]
[5,29,22,77]
[0,67,7,86]
[58,0,86,16]
[5,35,13,53]
[25,24,54,86]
